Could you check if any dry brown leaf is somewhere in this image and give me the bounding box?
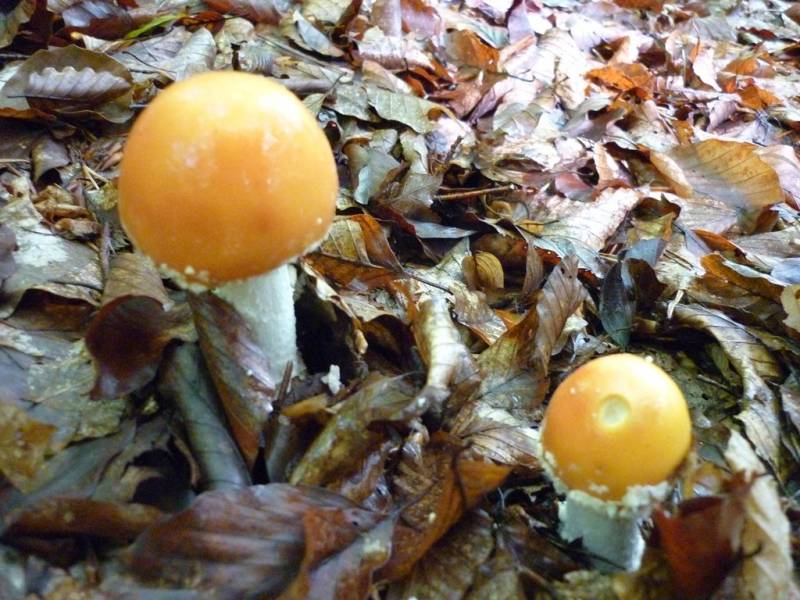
[0,403,57,491]
[379,435,510,581]
[412,293,480,416]
[289,375,417,487]
[725,432,799,600]
[651,140,783,211]
[532,256,587,372]
[672,304,783,467]
[85,253,194,400]
[587,63,653,99]
[1,45,133,122]
[781,284,800,334]
[189,293,274,468]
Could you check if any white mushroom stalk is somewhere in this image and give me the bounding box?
[216,264,303,382]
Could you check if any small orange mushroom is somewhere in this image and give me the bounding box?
[118,71,338,380]
[541,353,691,501]
[540,353,692,571]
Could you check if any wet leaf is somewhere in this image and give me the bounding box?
[290,375,418,486]
[387,511,494,600]
[128,484,375,597]
[189,292,274,468]
[86,254,194,399]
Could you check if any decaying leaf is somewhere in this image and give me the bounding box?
[86,253,194,399]
[290,375,418,487]
[128,484,379,597]
[412,293,480,417]
[189,293,275,468]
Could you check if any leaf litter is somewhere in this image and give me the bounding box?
[1,0,800,598]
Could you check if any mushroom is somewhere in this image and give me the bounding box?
[539,353,691,571]
[118,71,338,382]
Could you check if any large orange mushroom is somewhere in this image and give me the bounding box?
[540,353,692,571]
[118,71,338,381]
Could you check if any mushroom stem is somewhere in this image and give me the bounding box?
[559,489,655,572]
[215,264,305,382]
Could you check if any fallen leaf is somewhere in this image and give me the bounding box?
[366,86,443,133]
[189,292,274,468]
[532,256,587,371]
[379,435,510,581]
[1,45,134,122]
[0,189,102,319]
[0,223,16,285]
[651,140,783,213]
[386,511,494,600]
[205,0,282,24]
[0,0,35,49]
[290,375,418,486]
[725,431,799,600]
[157,343,251,491]
[0,403,56,491]
[128,484,376,597]
[587,63,653,99]
[279,507,394,599]
[85,253,194,399]
[62,0,135,39]
[411,293,481,417]
[654,490,746,598]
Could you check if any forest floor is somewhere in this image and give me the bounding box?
[1,0,800,598]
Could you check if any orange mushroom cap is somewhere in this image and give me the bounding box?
[540,353,691,502]
[118,71,338,285]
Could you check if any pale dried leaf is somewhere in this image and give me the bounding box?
[0,192,102,318]
[168,27,216,81]
[413,294,480,416]
[533,256,587,371]
[652,140,783,210]
[781,285,800,334]
[0,0,35,49]
[366,86,442,133]
[725,432,799,600]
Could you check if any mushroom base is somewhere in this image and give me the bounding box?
[215,264,305,382]
[559,489,656,572]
